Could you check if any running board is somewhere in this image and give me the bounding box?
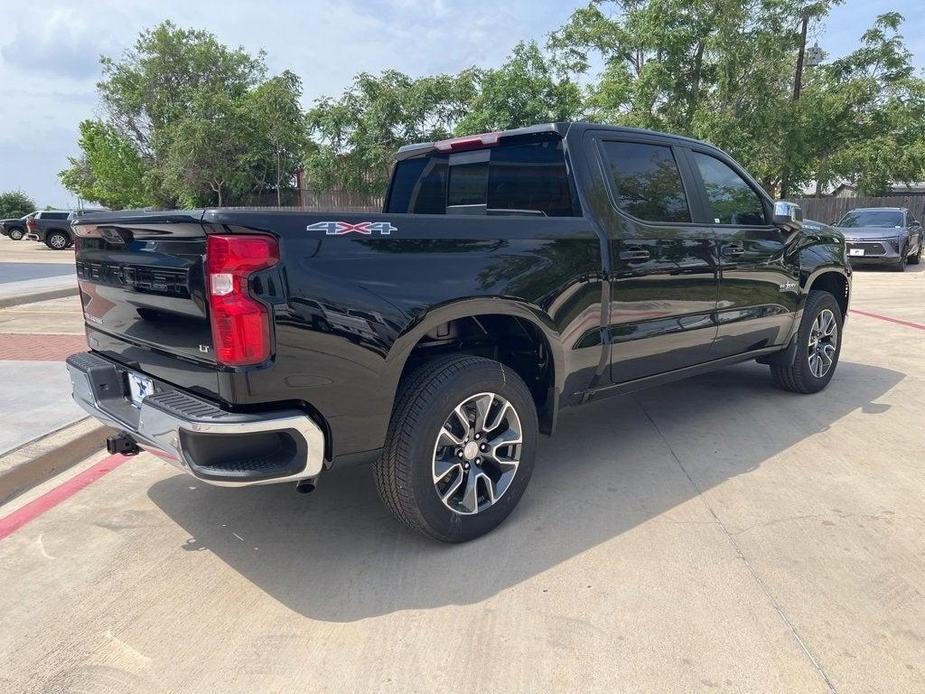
[577,346,783,402]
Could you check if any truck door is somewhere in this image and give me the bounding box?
[589,134,720,383]
[685,148,798,358]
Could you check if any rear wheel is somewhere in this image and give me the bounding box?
[9,229,23,241]
[770,290,843,394]
[45,231,69,250]
[375,355,538,542]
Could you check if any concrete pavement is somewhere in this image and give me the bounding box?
[0,236,78,307]
[0,295,86,455]
[0,266,923,692]
[1,235,76,264]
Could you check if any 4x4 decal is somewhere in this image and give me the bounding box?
[306,221,396,236]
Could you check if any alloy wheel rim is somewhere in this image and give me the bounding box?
[807,308,838,378]
[431,392,522,515]
[50,235,66,248]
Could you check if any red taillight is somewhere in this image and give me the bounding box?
[206,234,279,366]
[433,132,502,152]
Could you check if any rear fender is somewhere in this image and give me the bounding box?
[383,297,567,408]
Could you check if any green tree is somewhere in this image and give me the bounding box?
[456,41,583,134]
[98,21,264,158]
[59,120,150,209]
[0,190,37,218]
[61,21,287,207]
[305,69,476,194]
[802,13,925,194]
[160,92,254,207]
[245,71,308,205]
[548,0,844,193]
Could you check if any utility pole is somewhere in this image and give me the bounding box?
[781,13,810,199]
[793,13,809,101]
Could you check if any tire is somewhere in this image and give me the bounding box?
[9,229,23,241]
[375,354,538,542]
[45,231,69,250]
[770,290,843,394]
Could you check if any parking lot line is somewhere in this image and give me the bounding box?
[0,453,129,541]
[851,308,925,331]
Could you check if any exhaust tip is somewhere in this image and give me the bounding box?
[295,479,317,494]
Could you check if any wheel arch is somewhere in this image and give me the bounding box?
[805,267,850,319]
[385,298,566,435]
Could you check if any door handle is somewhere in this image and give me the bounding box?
[722,244,744,257]
[619,248,651,261]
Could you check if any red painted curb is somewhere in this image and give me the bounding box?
[0,454,129,541]
[851,309,925,332]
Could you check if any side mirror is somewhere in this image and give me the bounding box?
[772,200,803,231]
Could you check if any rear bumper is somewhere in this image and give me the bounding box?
[66,351,326,487]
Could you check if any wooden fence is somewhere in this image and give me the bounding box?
[791,195,925,225]
[241,188,382,211]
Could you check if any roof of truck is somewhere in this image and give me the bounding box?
[395,121,715,160]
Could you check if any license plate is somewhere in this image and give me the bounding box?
[848,248,865,257]
[127,372,154,408]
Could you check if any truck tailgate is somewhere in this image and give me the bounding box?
[74,212,214,366]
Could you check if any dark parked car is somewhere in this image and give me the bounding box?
[835,207,923,270]
[66,122,851,541]
[0,212,35,240]
[25,210,74,249]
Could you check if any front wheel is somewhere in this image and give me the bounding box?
[45,231,69,250]
[770,290,843,394]
[9,229,23,241]
[375,355,538,542]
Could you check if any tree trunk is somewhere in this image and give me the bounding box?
[276,148,282,206]
[781,14,810,200]
[687,40,706,125]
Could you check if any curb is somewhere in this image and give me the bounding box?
[0,286,78,309]
[0,418,114,506]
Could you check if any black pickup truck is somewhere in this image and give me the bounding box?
[66,122,850,541]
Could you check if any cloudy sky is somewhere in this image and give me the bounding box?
[1,0,923,208]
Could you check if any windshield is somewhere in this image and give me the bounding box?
[836,210,904,228]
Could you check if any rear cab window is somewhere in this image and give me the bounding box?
[386,135,580,217]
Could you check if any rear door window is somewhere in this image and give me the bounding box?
[599,141,691,223]
[691,152,766,226]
